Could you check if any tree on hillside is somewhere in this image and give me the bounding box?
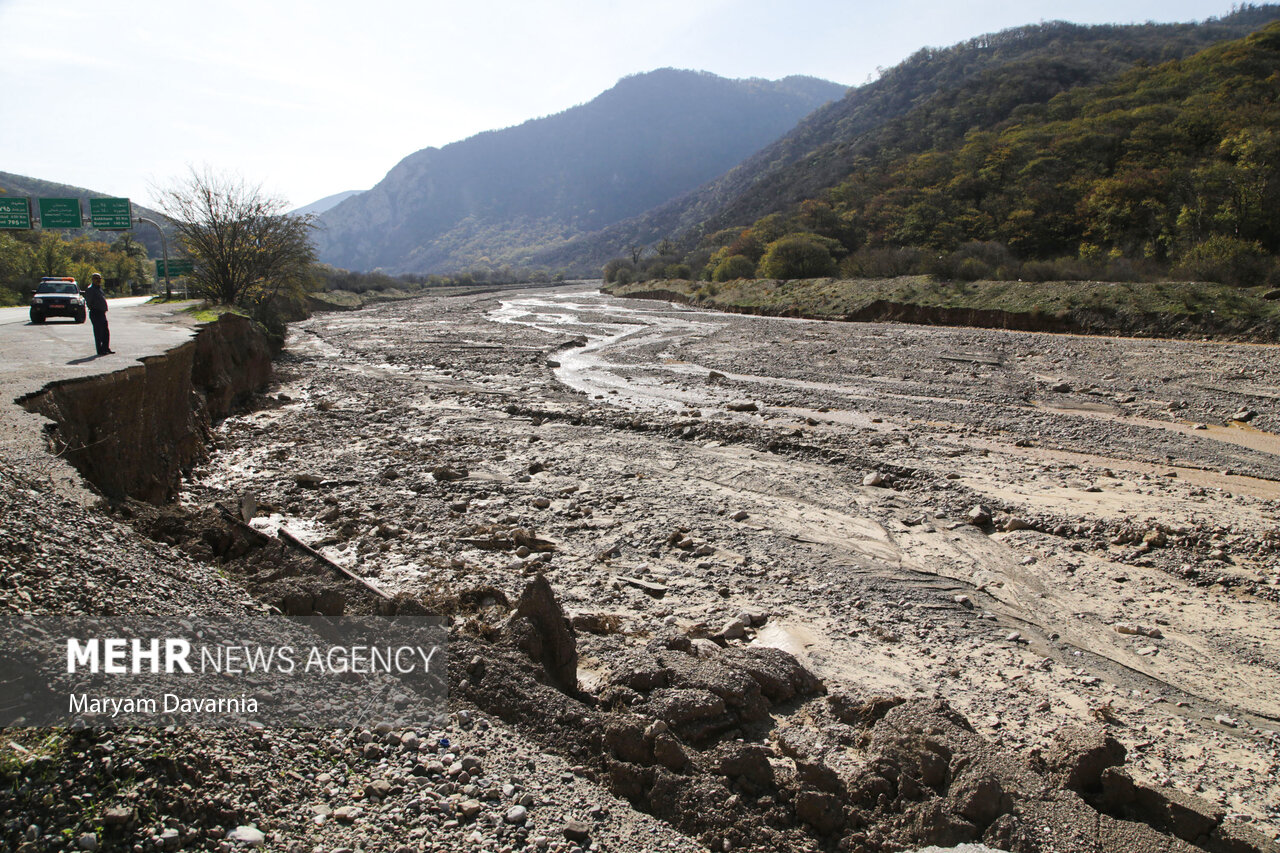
[157,168,316,308]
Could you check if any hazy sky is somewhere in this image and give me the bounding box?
[0,0,1251,210]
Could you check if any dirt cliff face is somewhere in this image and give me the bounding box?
[17,314,275,504]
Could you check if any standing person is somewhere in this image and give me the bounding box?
[85,273,113,355]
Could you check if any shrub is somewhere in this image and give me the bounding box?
[1173,235,1269,287]
[840,247,927,278]
[712,254,757,282]
[602,258,634,284]
[758,236,836,280]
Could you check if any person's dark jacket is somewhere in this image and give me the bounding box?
[85,283,108,314]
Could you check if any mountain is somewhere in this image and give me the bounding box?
[0,171,172,257]
[313,69,846,273]
[533,5,1280,273]
[291,190,363,217]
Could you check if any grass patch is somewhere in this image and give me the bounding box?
[179,303,249,324]
[605,276,1280,339]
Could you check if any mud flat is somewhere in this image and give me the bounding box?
[4,285,1280,852]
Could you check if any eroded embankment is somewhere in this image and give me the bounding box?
[611,284,1280,340]
[16,313,276,504]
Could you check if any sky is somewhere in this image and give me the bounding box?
[0,0,1255,211]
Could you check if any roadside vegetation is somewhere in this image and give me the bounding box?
[0,230,152,305]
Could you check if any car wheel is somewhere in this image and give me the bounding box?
[75,312,86,324]
[30,313,45,324]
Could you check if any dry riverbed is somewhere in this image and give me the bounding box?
[181,286,1280,847]
[6,284,1279,852]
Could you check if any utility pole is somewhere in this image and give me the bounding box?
[133,216,172,300]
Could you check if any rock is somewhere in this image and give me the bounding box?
[953,594,973,609]
[505,805,528,825]
[432,465,468,482]
[1113,622,1163,639]
[332,806,360,824]
[1050,381,1073,392]
[731,510,749,521]
[1044,724,1126,792]
[365,779,392,799]
[562,820,591,843]
[77,833,99,852]
[707,371,726,382]
[717,616,747,641]
[726,400,758,412]
[508,576,579,691]
[1232,409,1256,422]
[1001,515,1032,532]
[101,807,133,826]
[862,471,885,487]
[617,575,668,597]
[967,505,992,526]
[227,826,266,847]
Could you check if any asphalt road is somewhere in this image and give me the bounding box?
[0,296,199,383]
[0,296,201,494]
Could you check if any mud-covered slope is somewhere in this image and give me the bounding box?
[17,314,276,503]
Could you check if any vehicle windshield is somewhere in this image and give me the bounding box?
[36,283,79,294]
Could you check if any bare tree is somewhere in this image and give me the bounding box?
[157,168,315,307]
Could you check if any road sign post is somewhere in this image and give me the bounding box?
[135,216,174,300]
[89,198,132,230]
[37,198,83,228]
[0,198,32,229]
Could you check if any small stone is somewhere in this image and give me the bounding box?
[1114,622,1163,639]
[102,807,133,827]
[1214,714,1239,728]
[1232,409,1255,422]
[862,471,885,487]
[505,805,528,825]
[967,505,992,526]
[718,617,747,640]
[227,826,266,847]
[563,820,591,843]
[365,779,392,800]
[1050,381,1073,393]
[332,806,360,824]
[731,510,749,522]
[459,799,483,819]
[77,833,99,852]
[726,400,758,412]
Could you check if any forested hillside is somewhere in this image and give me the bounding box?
[314,70,846,273]
[552,5,1280,276]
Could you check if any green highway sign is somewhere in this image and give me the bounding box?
[0,198,32,229]
[38,197,82,229]
[89,197,132,230]
[156,259,195,277]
